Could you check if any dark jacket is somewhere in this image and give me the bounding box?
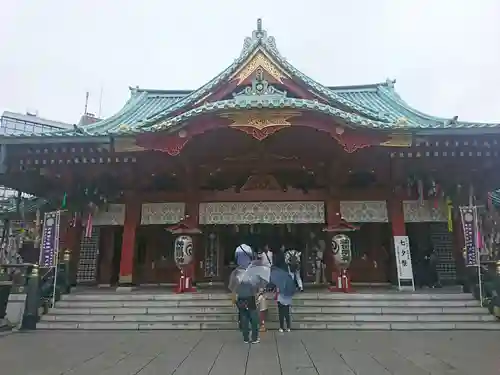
[274,251,287,270]
[236,295,257,310]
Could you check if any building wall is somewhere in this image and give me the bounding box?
[74,199,456,286]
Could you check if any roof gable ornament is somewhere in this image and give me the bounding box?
[233,68,287,106]
[385,78,396,89]
[444,116,459,127]
[240,18,279,57]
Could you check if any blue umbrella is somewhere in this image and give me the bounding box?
[240,262,271,285]
[270,267,296,296]
[228,266,262,297]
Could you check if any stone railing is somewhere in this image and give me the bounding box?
[462,260,500,319]
[0,249,73,331]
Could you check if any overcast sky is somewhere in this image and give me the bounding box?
[1,0,499,124]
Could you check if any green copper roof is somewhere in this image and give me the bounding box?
[83,88,188,134]
[146,98,391,132]
[2,19,499,142]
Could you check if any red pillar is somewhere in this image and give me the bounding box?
[387,197,409,287]
[388,197,406,237]
[119,199,141,285]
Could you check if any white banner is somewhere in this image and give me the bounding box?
[394,236,414,285]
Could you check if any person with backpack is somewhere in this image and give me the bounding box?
[285,248,304,292]
[236,293,260,344]
[233,238,254,330]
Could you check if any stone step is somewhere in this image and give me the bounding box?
[62,292,473,302]
[36,320,500,331]
[41,291,495,331]
[48,305,490,315]
[54,299,481,309]
[40,313,497,323]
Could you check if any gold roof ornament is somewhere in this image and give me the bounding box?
[394,117,409,128]
[118,123,130,132]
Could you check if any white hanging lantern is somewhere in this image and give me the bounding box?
[174,235,194,268]
[331,234,352,267]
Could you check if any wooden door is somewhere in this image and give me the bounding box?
[349,223,392,283]
[197,225,225,282]
[135,226,179,285]
[97,227,114,285]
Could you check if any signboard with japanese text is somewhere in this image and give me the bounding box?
[394,235,414,288]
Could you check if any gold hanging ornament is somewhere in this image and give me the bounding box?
[446,197,453,232]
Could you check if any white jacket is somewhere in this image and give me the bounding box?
[257,293,268,311]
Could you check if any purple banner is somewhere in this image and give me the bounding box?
[38,211,61,267]
[459,206,478,266]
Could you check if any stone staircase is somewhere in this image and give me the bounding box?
[37,289,500,330]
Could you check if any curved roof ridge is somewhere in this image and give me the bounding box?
[83,91,148,133]
[126,81,393,97]
[140,48,259,127]
[329,80,394,92]
[130,87,193,96]
[143,97,391,134]
[265,52,389,122]
[140,19,391,128]
[378,86,500,127]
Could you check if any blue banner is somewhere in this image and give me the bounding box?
[38,211,61,267]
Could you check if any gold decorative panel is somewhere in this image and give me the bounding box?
[199,202,325,225]
[93,204,126,226]
[380,133,412,147]
[339,201,389,223]
[140,203,186,225]
[219,110,301,140]
[220,110,299,131]
[233,52,287,84]
[403,200,447,222]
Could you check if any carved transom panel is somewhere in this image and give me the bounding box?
[140,203,186,225]
[93,204,125,226]
[340,201,389,223]
[199,202,325,225]
[403,200,447,222]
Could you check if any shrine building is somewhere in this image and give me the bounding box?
[1,19,499,288]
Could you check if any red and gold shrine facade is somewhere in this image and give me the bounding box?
[1,19,499,287]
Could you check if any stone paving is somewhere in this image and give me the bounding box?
[1,330,499,375]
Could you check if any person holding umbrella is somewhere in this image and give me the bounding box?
[236,292,260,344]
[228,266,262,344]
[229,258,296,339]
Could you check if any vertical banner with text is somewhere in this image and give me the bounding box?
[459,206,478,267]
[38,211,61,267]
